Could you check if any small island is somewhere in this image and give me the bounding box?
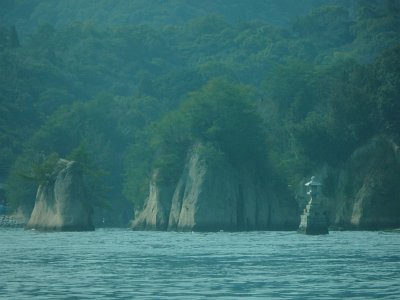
[26,159,94,231]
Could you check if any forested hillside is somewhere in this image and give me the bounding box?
[1,0,352,34]
[1,0,399,227]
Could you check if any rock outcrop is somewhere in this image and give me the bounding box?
[332,136,400,230]
[134,136,400,232]
[132,144,299,231]
[131,170,175,230]
[26,159,94,231]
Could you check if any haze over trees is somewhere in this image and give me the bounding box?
[1,0,399,227]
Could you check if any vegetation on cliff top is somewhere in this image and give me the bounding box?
[1,0,399,225]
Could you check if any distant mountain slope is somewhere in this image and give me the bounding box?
[1,0,353,37]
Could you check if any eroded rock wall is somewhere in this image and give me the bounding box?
[333,136,400,230]
[167,146,239,231]
[26,159,94,231]
[132,144,299,231]
[131,171,174,230]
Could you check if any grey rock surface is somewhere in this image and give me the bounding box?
[131,170,174,230]
[26,159,94,231]
[133,144,299,231]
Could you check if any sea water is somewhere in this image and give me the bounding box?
[0,228,399,299]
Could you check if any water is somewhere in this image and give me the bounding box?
[0,229,399,299]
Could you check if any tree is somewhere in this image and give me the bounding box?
[374,45,400,139]
[124,79,270,209]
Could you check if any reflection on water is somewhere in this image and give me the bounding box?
[1,229,399,299]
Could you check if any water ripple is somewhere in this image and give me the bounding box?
[0,229,399,299]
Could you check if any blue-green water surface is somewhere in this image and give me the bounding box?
[0,229,399,299]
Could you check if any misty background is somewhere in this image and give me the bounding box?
[1,0,399,227]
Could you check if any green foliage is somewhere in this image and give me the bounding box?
[1,1,400,224]
[153,79,266,168]
[292,5,354,49]
[263,60,316,121]
[20,152,60,185]
[6,152,59,212]
[5,154,37,213]
[123,138,153,210]
[197,142,225,167]
[374,45,400,138]
[124,79,268,208]
[67,142,109,210]
[352,0,400,61]
[263,42,400,186]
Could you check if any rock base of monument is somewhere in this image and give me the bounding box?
[298,198,329,235]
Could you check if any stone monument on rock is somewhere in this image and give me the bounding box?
[298,176,328,235]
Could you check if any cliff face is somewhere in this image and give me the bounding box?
[134,136,400,232]
[26,159,94,231]
[131,170,174,230]
[132,144,299,231]
[333,136,400,230]
[167,147,239,231]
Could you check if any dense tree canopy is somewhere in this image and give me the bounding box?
[1,0,399,225]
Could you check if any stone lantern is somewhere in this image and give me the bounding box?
[298,176,328,235]
[306,176,321,198]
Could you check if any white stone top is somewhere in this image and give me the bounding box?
[305,176,322,187]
